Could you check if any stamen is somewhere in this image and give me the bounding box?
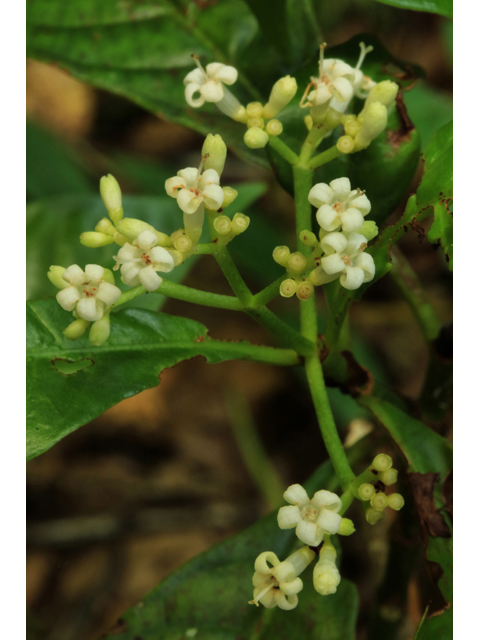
[346,188,366,204]
[248,583,275,606]
[318,43,327,78]
[300,81,315,108]
[191,53,207,78]
[193,153,210,187]
[355,42,374,71]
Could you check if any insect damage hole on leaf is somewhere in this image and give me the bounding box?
[51,357,95,375]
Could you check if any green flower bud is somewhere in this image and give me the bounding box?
[358,220,379,241]
[263,76,297,119]
[48,265,68,290]
[358,483,376,501]
[296,281,314,301]
[355,102,388,149]
[387,493,405,511]
[325,108,343,130]
[344,119,361,138]
[370,492,389,511]
[304,115,313,131]
[364,80,398,111]
[338,518,356,536]
[299,230,318,247]
[115,218,171,246]
[372,454,393,472]
[80,232,115,248]
[95,217,116,236]
[287,251,307,275]
[379,468,398,486]
[165,248,185,267]
[102,268,116,285]
[174,234,193,253]
[231,213,250,236]
[280,278,297,298]
[222,186,238,209]
[89,314,111,347]
[266,119,283,136]
[100,174,123,223]
[202,134,227,177]
[214,215,232,236]
[337,136,355,154]
[244,127,269,149]
[273,245,290,267]
[113,231,128,246]
[366,507,385,525]
[246,102,264,118]
[247,116,265,130]
[64,318,90,341]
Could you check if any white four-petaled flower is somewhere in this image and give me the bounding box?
[113,230,175,292]
[249,547,314,610]
[309,178,371,233]
[312,231,375,290]
[184,60,238,108]
[277,484,343,547]
[302,47,356,110]
[165,161,224,215]
[56,264,121,322]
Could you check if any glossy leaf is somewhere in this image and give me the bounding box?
[27,299,298,460]
[373,0,452,19]
[416,120,453,209]
[403,82,452,150]
[427,203,453,270]
[104,462,359,640]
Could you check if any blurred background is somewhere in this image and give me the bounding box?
[26,1,452,638]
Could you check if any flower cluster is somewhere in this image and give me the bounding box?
[250,484,355,610]
[355,454,405,525]
[274,177,377,298]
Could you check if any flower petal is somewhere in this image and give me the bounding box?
[56,286,81,312]
[177,189,202,214]
[329,177,351,200]
[185,83,205,108]
[283,484,310,506]
[138,266,163,292]
[277,505,301,529]
[340,265,365,290]
[121,264,142,286]
[207,62,238,85]
[279,577,303,596]
[177,168,198,187]
[329,60,355,81]
[311,490,342,512]
[295,520,322,547]
[254,551,280,574]
[165,176,186,198]
[202,183,224,210]
[150,246,175,272]
[62,264,84,286]
[136,229,158,250]
[200,79,224,103]
[183,68,204,86]
[199,168,220,187]
[258,588,276,609]
[274,592,298,611]
[77,297,104,322]
[345,232,368,255]
[84,264,104,285]
[316,204,340,232]
[317,510,343,535]
[341,208,365,232]
[321,253,346,275]
[116,243,139,262]
[308,183,333,207]
[353,194,371,215]
[354,252,375,282]
[330,77,354,103]
[97,282,121,306]
[320,231,347,255]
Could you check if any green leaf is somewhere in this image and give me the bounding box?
[373,0,452,18]
[427,203,453,270]
[360,396,452,478]
[403,83,452,150]
[27,299,298,460]
[416,120,453,210]
[104,462,359,640]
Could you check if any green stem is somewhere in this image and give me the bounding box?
[309,145,341,170]
[201,339,301,367]
[251,275,286,308]
[298,123,328,165]
[268,136,299,165]
[245,306,316,357]
[225,390,284,510]
[214,245,253,305]
[390,246,441,343]
[194,242,219,255]
[114,281,243,311]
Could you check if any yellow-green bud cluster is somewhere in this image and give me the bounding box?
[212,212,251,245]
[356,454,405,525]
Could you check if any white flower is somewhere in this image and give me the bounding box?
[184,56,246,122]
[249,547,315,611]
[56,264,121,322]
[165,159,224,215]
[113,230,174,292]
[313,542,341,596]
[301,45,355,110]
[277,484,343,547]
[314,231,375,290]
[309,178,371,233]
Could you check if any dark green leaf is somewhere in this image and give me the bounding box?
[27,299,298,460]
[403,83,452,150]
[103,462,358,640]
[416,120,453,209]
[373,0,452,18]
[361,396,452,478]
[427,203,453,270]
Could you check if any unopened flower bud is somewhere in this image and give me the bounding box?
[379,468,398,486]
[364,80,398,111]
[100,174,123,223]
[387,493,405,511]
[313,542,340,596]
[299,230,318,247]
[358,483,376,501]
[174,235,193,253]
[231,213,250,235]
[165,248,185,267]
[113,231,128,246]
[80,231,115,248]
[171,228,186,244]
[115,218,170,246]
[366,507,385,525]
[63,318,90,341]
[263,76,297,119]
[355,102,387,149]
[222,186,238,209]
[280,279,297,298]
[48,265,68,290]
[266,119,283,136]
[304,115,313,131]
[246,102,264,118]
[244,127,269,149]
[214,215,232,236]
[202,134,227,177]
[370,492,389,511]
[89,313,111,347]
[296,281,314,301]
[372,454,393,472]
[273,245,290,267]
[344,118,361,137]
[325,109,342,130]
[95,217,116,236]
[247,116,265,130]
[287,252,307,275]
[338,518,355,536]
[102,268,116,285]
[337,136,355,154]
[358,220,379,241]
